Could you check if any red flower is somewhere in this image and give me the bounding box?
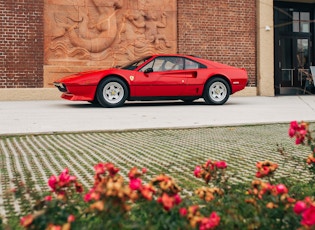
[75,182,84,193]
[84,193,92,202]
[289,121,308,145]
[48,175,58,191]
[199,212,220,230]
[105,163,119,176]
[174,194,182,204]
[140,184,155,201]
[194,166,202,177]
[215,161,227,169]
[45,195,52,201]
[179,207,187,216]
[275,184,288,194]
[157,193,181,211]
[67,214,75,223]
[294,201,307,214]
[301,205,315,227]
[94,163,106,175]
[129,178,142,190]
[142,168,147,174]
[289,121,298,137]
[128,167,138,179]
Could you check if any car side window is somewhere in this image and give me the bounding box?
[184,58,204,70]
[121,56,151,70]
[140,57,184,72]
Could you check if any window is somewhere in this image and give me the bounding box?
[121,56,152,70]
[185,59,201,69]
[140,57,184,72]
[275,7,310,33]
[293,12,310,33]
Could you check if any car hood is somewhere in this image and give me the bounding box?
[55,69,115,84]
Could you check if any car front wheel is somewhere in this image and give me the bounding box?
[203,78,230,105]
[97,77,128,108]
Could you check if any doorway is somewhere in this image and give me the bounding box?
[277,36,311,94]
[274,2,315,95]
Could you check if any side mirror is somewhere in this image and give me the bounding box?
[144,68,153,73]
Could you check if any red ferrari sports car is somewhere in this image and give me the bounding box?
[54,54,248,107]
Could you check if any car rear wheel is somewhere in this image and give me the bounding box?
[97,77,128,108]
[203,78,230,105]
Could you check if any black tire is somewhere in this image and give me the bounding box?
[203,78,230,105]
[88,99,100,106]
[96,77,129,108]
[181,98,197,104]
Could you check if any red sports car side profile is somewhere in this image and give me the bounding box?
[54,54,248,107]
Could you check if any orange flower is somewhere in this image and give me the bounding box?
[157,193,181,211]
[90,200,104,211]
[20,214,34,227]
[255,161,278,178]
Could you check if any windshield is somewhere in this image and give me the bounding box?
[119,56,152,70]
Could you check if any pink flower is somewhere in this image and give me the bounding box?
[105,163,119,176]
[194,166,202,177]
[129,178,142,190]
[84,188,96,202]
[59,168,72,185]
[84,193,92,202]
[142,168,147,174]
[199,212,220,230]
[215,161,227,169]
[48,175,58,191]
[289,121,298,137]
[294,201,307,214]
[179,207,187,216]
[275,184,288,194]
[288,128,296,138]
[67,214,75,223]
[301,205,315,227]
[174,194,182,205]
[94,163,106,175]
[45,195,52,201]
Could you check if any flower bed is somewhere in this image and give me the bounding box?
[1,121,315,229]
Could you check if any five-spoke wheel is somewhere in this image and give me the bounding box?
[203,78,230,105]
[96,77,128,108]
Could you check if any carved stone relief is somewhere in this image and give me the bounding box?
[44,0,177,85]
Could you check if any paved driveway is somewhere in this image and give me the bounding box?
[0,96,315,135]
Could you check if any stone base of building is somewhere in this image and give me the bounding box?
[0,88,61,101]
[0,87,257,101]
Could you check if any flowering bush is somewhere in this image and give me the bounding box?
[294,197,315,228]
[2,121,315,230]
[289,120,315,178]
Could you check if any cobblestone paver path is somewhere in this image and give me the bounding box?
[0,123,313,219]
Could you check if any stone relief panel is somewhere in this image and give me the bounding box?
[44,0,177,86]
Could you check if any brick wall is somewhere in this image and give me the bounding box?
[177,0,257,86]
[0,1,256,88]
[0,1,44,88]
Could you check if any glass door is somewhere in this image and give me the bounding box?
[278,36,310,94]
[274,5,314,95]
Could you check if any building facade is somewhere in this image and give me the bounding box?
[0,0,314,100]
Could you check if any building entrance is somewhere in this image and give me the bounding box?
[274,1,315,95]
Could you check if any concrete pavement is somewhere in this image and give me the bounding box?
[1,95,315,135]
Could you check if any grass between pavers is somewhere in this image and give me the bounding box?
[0,123,313,220]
